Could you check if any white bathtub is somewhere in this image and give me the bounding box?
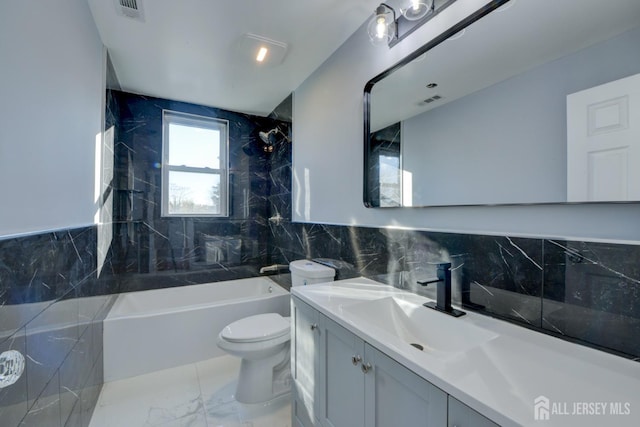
[103,277,290,382]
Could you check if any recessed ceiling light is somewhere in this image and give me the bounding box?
[236,34,288,68]
[256,47,268,63]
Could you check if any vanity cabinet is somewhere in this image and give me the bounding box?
[361,340,448,426]
[291,297,321,427]
[318,315,447,427]
[448,396,499,427]
[318,314,366,427]
[292,296,449,427]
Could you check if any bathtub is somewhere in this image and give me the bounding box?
[103,277,290,382]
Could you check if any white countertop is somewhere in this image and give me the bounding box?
[291,278,640,427]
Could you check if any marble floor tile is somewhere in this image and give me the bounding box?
[200,380,291,427]
[197,356,291,427]
[89,363,205,427]
[89,355,291,427]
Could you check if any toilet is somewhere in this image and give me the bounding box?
[217,260,335,404]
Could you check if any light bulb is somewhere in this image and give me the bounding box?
[376,16,387,39]
[256,47,268,62]
[402,0,430,21]
[367,4,395,46]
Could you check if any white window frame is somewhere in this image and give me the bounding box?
[161,110,229,217]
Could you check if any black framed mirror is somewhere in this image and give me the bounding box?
[364,0,640,208]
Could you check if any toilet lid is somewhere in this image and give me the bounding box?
[220,313,290,343]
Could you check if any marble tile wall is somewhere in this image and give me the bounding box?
[0,226,116,427]
[269,222,640,361]
[108,91,291,292]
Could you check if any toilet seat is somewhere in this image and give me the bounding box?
[220,313,290,343]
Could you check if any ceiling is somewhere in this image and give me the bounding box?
[88,0,380,117]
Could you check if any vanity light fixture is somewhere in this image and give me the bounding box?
[368,0,455,48]
[367,3,397,46]
[401,0,432,21]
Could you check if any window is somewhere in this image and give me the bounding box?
[368,122,402,207]
[378,151,402,207]
[162,110,229,217]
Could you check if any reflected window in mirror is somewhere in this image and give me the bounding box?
[368,122,402,207]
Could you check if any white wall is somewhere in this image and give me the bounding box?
[293,0,640,243]
[0,0,104,237]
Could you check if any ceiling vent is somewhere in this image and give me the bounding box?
[114,0,145,22]
[418,95,443,106]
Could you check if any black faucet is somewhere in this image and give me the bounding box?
[417,262,466,317]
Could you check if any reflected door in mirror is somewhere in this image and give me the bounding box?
[567,72,640,202]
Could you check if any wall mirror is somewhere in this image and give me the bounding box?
[364,0,640,207]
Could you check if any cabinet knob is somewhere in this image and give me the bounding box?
[361,363,372,374]
[351,355,362,366]
[310,323,318,331]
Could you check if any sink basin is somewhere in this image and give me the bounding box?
[345,297,498,354]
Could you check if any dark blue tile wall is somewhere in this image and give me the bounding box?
[0,78,121,427]
[108,91,292,292]
[0,227,116,427]
[269,220,640,361]
[542,239,640,357]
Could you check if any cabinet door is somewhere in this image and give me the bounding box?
[448,396,499,427]
[292,297,321,427]
[364,344,447,427]
[319,316,366,427]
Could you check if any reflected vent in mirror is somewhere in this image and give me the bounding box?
[115,0,145,21]
[418,94,443,106]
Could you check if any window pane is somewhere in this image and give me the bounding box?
[379,154,401,207]
[379,155,400,184]
[168,123,220,169]
[168,171,221,215]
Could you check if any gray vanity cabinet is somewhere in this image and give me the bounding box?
[292,296,497,427]
[292,297,448,427]
[318,315,366,427]
[448,396,499,427]
[363,343,448,426]
[291,297,321,427]
[318,315,447,427]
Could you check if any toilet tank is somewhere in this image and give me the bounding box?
[289,260,335,287]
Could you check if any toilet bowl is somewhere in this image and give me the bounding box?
[217,313,291,404]
[217,260,335,404]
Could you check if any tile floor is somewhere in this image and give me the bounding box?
[88,355,291,427]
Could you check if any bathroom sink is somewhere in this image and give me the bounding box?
[345,297,498,355]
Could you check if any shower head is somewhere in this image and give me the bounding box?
[259,129,277,144]
[258,127,290,152]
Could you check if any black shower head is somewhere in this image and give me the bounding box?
[259,128,279,146]
[258,127,291,150]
